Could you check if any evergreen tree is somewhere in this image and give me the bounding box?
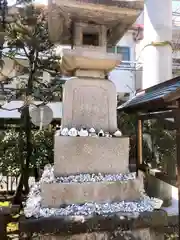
[0,4,62,203]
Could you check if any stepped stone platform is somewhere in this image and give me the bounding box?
[41,136,144,208]
[38,231,162,240]
[41,176,143,207]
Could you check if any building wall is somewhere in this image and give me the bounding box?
[134,27,180,89]
[132,12,180,90]
[2,36,137,99]
[109,30,137,97]
[4,24,180,98]
[109,23,180,94]
[108,12,144,95]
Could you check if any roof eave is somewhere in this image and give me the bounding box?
[48,0,143,44]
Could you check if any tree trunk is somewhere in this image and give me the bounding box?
[12,122,24,205]
[12,174,24,205]
[34,167,40,182]
[23,50,36,194]
[13,52,35,201]
[23,104,32,194]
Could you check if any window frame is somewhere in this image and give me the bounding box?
[107,45,130,61]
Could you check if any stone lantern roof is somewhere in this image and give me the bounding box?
[48,0,143,45]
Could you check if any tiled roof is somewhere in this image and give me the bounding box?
[118,77,180,112]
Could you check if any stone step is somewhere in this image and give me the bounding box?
[38,229,159,240]
[54,136,129,176]
[41,177,143,208]
[19,210,168,237]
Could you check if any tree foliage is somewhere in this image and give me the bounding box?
[2,4,61,97]
[0,3,62,202]
[0,127,55,176]
[117,112,176,173]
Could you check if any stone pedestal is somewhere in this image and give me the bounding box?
[54,136,129,175]
[41,176,143,207]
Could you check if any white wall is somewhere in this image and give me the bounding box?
[116,30,135,60]
[133,12,180,90]
[109,68,135,95]
[134,26,180,89]
[109,30,137,96]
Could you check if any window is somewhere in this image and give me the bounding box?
[83,33,99,46]
[117,46,130,61]
[107,46,130,61]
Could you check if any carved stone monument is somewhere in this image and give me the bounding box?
[62,76,117,132]
[40,19,162,240]
[21,1,165,240]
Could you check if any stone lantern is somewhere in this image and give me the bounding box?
[21,1,166,240]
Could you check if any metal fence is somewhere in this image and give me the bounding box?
[0,174,35,196]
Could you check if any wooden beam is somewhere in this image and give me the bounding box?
[157,119,177,131]
[174,100,180,238]
[138,110,180,121]
[163,88,180,102]
[136,119,143,176]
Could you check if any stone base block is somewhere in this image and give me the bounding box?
[54,136,129,176]
[145,174,172,207]
[38,229,164,240]
[41,177,143,207]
